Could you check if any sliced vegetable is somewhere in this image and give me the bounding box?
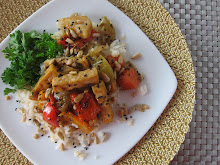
[89,55,114,84]
[43,95,59,127]
[99,16,115,44]
[54,91,72,112]
[118,67,141,90]
[70,92,101,122]
[59,111,93,134]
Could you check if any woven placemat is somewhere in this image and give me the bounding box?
[158,1,220,164]
[0,0,195,164]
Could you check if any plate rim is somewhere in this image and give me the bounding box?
[0,0,178,164]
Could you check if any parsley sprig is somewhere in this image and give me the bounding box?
[1,30,64,95]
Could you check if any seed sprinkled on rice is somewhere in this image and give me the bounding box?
[131,52,142,59]
[128,119,134,126]
[16,108,25,114]
[21,113,26,122]
[114,61,121,71]
[74,150,86,160]
[5,95,10,100]
[60,143,65,151]
[33,134,39,139]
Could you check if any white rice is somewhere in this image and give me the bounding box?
[16,90,99,150]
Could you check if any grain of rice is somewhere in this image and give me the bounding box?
[74,93,84,103]
[60,143,65,151]
[119,117,126,122]
[120,34,125,40]
[74,49,78,55]
[66,38,74,44]
[87,134,92,145]
[128,119,134,126]
[141,104,150,110]
[16,108,25,114]
[119,67,125,75]
[101,132,107,143]
[51,32,63,40]
[33,119,41,127]
[131,52,142,59]
[94,134,99,144]
[5,95,10,100]
[74,150,86,160]
[114,61,121,71]
[37,128,46,134]
[66,58,73,66]
[77,51,83,58]
[45,88,53,98]
[65,29,70,37]
[65,47,70,56]
[33,134,39,139]
[137,84,148,96]
[58,131,64,141]
[118,55,124,64]
[21,113,26,122]
[101,72,110,83]
[70,47,74,55]
[70,29,77,38]
[92,33,100,37]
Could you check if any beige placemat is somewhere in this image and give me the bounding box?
[0,0,195,164]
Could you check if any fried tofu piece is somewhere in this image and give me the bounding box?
[30,64,58,100]
[100,104,114,124]
[92,81,108,104]
[92,81,113,124]
[58,16,92,39]
[52,67,99,93]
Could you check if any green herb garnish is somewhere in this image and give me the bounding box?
[1,30,64,95]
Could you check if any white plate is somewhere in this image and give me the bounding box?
[0,0,177,164]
